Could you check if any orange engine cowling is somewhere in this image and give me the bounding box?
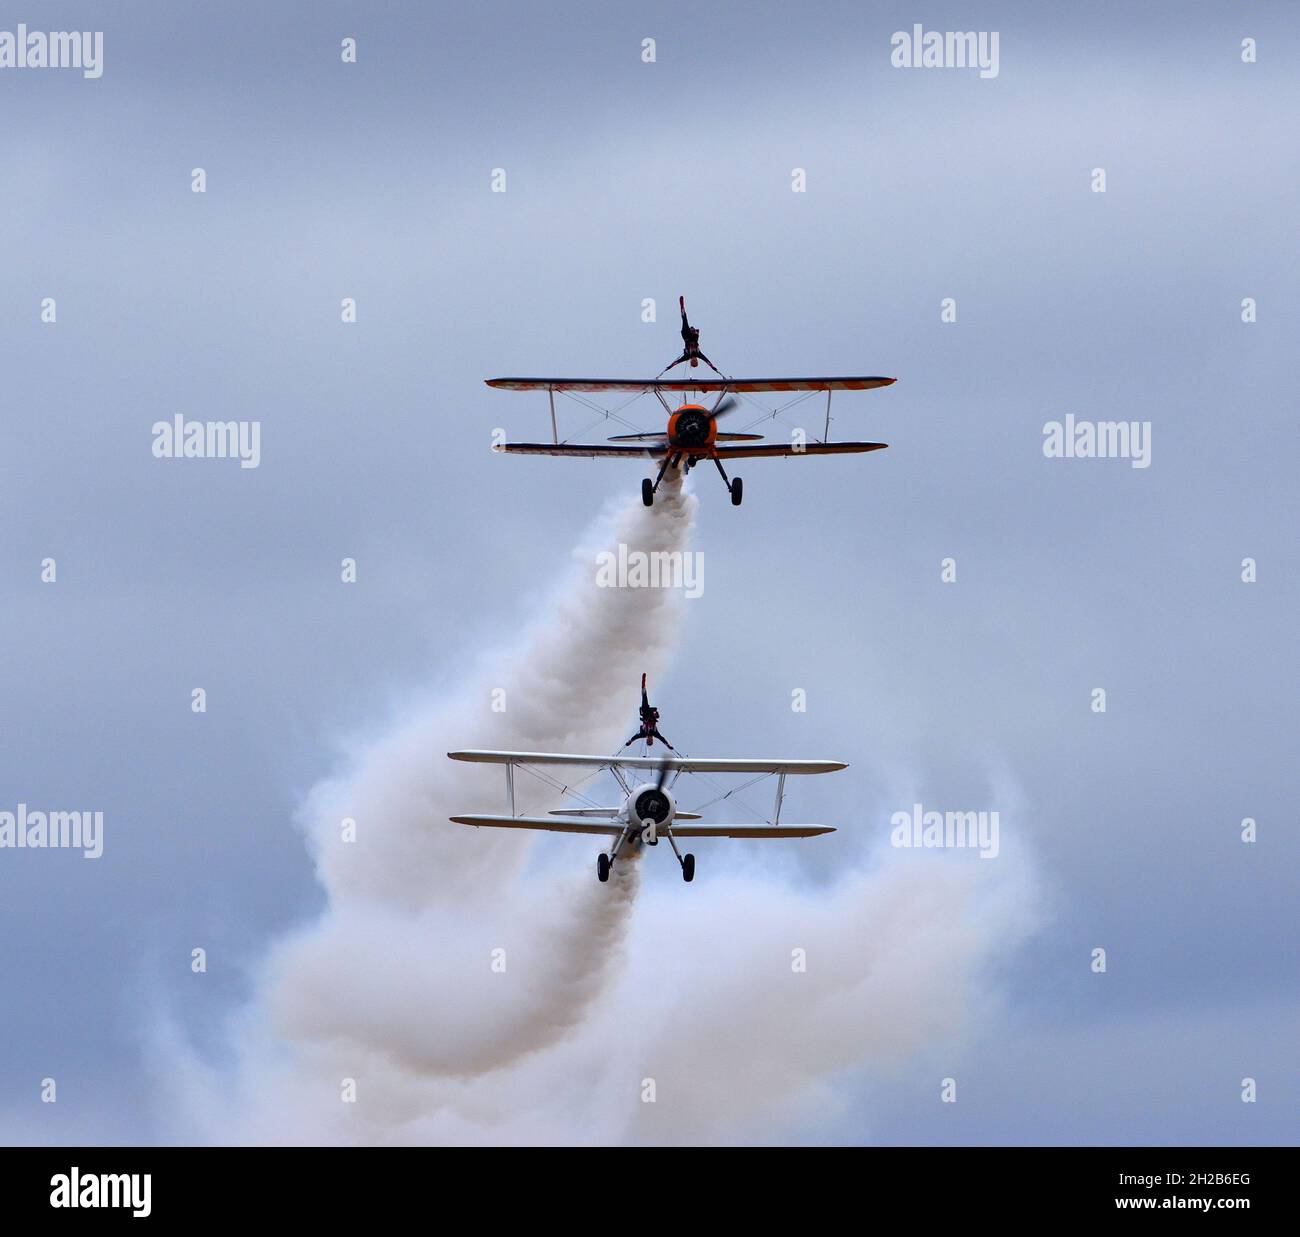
[667,404,716,451]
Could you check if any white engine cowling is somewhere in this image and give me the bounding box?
[630,782,674,844]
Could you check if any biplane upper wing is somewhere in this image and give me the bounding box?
[486,377,896,393]
[714,442,888,458]
[606,431,765,442]
[448,751,846,774]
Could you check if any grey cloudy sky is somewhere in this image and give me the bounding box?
[1,0,1296,1144]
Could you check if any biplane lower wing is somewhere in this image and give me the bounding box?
[495,443,655,458]
[450,814,622,835]
[448,751,847,775]
[494,442,886,460]
[668,825,835,838]
[449,815,833,838]
[714,442,888,459]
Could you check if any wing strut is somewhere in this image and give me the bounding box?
[548,387,558,445]
[773,772,787,825]
[822,390,832,443]
[506,760,516,815]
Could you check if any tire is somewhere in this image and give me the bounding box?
[642,478,654,507]
[597,853,610,883]
[730,476,743,506]
[682,853,695,883]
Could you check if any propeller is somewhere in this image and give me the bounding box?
[711,395,739,418]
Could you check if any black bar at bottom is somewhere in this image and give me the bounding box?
[2,1144,1287,1223]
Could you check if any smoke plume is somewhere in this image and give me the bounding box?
[162,472,1036,1144]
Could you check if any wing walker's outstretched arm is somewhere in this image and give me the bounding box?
[624,725,674,750]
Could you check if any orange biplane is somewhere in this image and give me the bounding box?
[486,308,896,507]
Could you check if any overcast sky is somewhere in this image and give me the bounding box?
[1,0,1296,1144]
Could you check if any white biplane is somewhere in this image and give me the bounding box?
[486,301,896,507]
[448,747,845,884]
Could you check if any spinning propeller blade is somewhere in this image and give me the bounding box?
[711,395,739,418]
[638,758,674,799]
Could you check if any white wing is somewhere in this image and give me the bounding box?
[449,816,832,838]
[668,825,835,838]
[450,814,621,836]
[447,751,846,775]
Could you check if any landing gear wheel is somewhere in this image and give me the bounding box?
[597,853,610,883]
[642,478,654,507]
[730,477,743,506]
[682,853,695,883]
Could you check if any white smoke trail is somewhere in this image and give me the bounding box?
[161,470,1038,1145]
[303,472,696,913]
[259,861,641,1080]
[162,477,692,1138]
